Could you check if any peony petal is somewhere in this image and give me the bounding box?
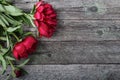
[49,13,57,18]
[29,42,37,53]
[22,36,38,54]
[44,3,52,9]
[34,20,39,27]
[39,22,49,31]
[37,6,44,13]
[40,13,45,21]
[14,42,28,58]
[34,12,45,21]
[39,27,48,37]
[13,50,20,60]
[46,20,57,26]
[36,1,44,9]
[34,12,41,19]
[20,52,28,58]
[45,9,54,15]
[48,29,55,37]
[38,22,49,37]
[38,22,56,38]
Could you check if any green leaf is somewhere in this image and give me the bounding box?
[21,16,30,24]
[24,14,36,27]
[0,54,7,74]
[4,5,23,16]
[2,46,11,56]
[5,56,15,61]
[1,48,7,53]
[7,26,21,33]
[2,14,21,25]
[0,14,9,26]
[6,0,12,3]
[10,12,23,16]
[0,18,6,27]
[0,37,6,41]
[17,27,23,35]
[18,59,30,67]
[0,4,5,12]
[2,14,14,24]
[0,0,9,5]
[0,45,2,49]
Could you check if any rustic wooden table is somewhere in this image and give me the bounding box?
[1,0,120,80]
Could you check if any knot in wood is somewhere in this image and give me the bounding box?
[88,6,98,12]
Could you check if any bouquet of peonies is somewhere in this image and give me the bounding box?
[0,0,57,79]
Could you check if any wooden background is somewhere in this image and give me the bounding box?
[1,0,120,80]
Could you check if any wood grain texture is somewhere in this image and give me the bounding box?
[15,0,120,41]
[1,65,120,80]
[14,0,120,20]
[16,41,120,64]
[24,20,120,41]
[14,0,120,64]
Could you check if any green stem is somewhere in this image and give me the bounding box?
[8,60,15,70]
[6,32,10,48]
[11,33,19,42]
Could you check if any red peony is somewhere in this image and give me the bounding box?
[34,1,57,38]
[13,36,38,60]
[14,69,22,78]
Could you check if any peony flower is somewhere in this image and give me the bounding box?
[14,69,22,78]
[34,1,57,38]
[13,36,37,60]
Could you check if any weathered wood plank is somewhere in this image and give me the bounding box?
[17,41,120,64]
[1,64,120,80]
[15,0,120,41]
[24,20,120,41]
[13,0,120,64]
[14,0,120,20]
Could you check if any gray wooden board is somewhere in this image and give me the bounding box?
[13,0,120,64]
[14,0,120,20]
[24,20,120,41]
[1,65,120,80]
[15,41,120,64]
[12,0,120,64]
